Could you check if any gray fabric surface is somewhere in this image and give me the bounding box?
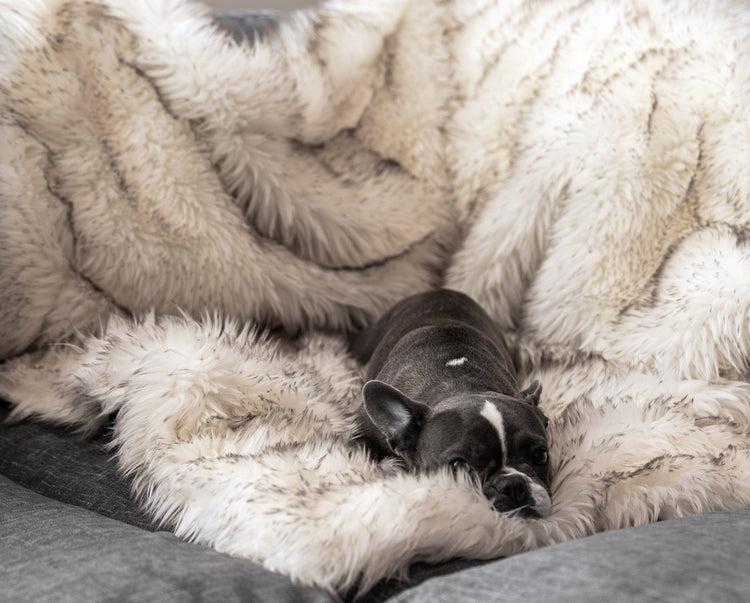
[0,403,155,530]
[391,507,750,603]
[213,9,282,45]
[0,474,333,603]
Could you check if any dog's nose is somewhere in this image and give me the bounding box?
[495,474,528,500]
[486,473,533,514]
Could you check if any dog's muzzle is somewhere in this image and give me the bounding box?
[483,471,550,518]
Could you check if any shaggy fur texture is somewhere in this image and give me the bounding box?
[0,0,457,358]
[1,0,750,595]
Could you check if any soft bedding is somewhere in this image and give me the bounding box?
[1,0,749,596]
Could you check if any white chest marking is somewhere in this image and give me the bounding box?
[446,357,467,367]
[480,400,507,461]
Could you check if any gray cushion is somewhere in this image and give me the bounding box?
[390,506,750,602]
[0,474,332,603]
[0,403,154,530]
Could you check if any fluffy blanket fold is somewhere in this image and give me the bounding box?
[1,0,750,595]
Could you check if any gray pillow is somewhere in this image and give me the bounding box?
[390,506,750,602]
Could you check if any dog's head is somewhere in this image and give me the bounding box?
[362,380,551,517]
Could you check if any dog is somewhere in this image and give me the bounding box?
[350,289,551,517]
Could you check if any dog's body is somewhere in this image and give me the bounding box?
[351,289,551,517]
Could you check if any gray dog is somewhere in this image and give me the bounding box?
[351,289,551,517]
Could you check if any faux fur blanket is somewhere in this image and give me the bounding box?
[2,0,750,595]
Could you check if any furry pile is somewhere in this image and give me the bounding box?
[1,0,750,595]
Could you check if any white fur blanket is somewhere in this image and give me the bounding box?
[2,0,750,595]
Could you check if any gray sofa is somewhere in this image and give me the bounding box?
[2,10,748,602]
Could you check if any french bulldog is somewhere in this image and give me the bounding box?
[350,289,551,517]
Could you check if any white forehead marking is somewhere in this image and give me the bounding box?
[480,400,507,461]
[446,356,467,367]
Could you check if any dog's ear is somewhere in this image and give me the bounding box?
[362,380,429,457]
[518,380,542,406]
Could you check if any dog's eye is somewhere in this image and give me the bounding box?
[532,448,549,466]
[449,459,475,478]
[449,459,468,473]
